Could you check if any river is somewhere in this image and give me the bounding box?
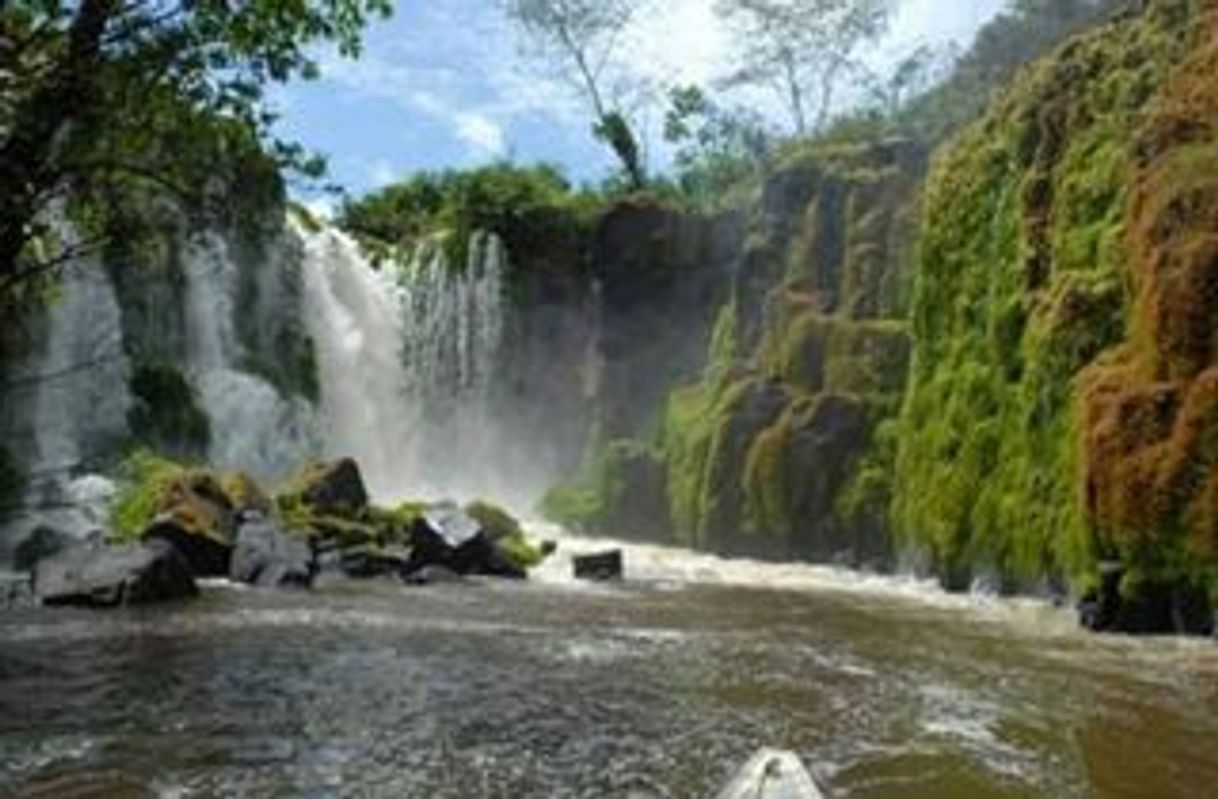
[2,532,1217,798]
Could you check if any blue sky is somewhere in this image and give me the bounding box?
[272,0,1009,210]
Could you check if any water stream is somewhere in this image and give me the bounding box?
[2,531,1217,798]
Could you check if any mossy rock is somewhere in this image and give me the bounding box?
[108,451,237,576]
[221,471,272,515]
[540,440,668,540]
[465,500,523,541]
[276,458,369,519]
[465,500,548,570]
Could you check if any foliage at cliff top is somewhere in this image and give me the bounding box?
[337,163,605,266]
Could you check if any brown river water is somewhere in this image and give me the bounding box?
[2,532,1217,798]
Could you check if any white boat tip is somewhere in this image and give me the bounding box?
[714,748,825,799]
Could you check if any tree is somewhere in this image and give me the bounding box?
[714,0,893,135]
[504,0,649,190]
[895,0,1125,143]
[0,0,391,307]
[864,45,944,118]
[663,85,774,206]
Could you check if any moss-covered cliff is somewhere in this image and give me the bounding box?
[548,1,1218,624]
[660,142,923,560]
[548,142,923,561]
[895,0,1218,602]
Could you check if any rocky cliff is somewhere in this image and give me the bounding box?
[549,0,1218,626]
[546,140,924,561]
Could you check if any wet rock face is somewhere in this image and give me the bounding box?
[34,542,197,608]
[593,201,740,439]
[1079,563,1215,637]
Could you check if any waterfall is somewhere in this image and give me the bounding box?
[296,222,415,499]
[0,247,131,555]
[30,258,132,473]
[2,208,553,563]
[395,232,515,500]
[294,224,532,505]
[181,233,317,479]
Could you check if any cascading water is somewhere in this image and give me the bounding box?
[296,221,415,499]
[397,232,515,501]
[2,208,552,560]
[0,246,131,555]
[294,223,546,505]
[181,233,316,479]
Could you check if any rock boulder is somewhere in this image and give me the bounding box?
[229,516,316,589]
[34,542,197,608]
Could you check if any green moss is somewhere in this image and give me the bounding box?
[539,440,667,538]
[127,363,211,457]
[108,450,190,543]
[220,471,271,514]
[465,500,523,541]
[837,418,901,527]
[704,300,740,388]
[741,406,798,539]
[893,3,1194,591]
[663,384,722,543]
[539,484,604,533]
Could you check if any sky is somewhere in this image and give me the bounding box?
[271,0,1009,210]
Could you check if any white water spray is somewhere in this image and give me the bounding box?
[296,222,414,499]
[182,233,317,479]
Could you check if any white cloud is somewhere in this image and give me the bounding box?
[454,113,506,159]
[368,158,399,188]
[317,52,510,161]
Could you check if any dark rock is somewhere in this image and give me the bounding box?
[540,540,558,557]
[14,526,75,572]
[1079,562,1214,636]
[593,202,739,440]
[284,458,369,517]
[339,545,411,579]
[574,550,623,581]
[140,470,237,577]
[402,504,527,580]
[230,516,316,589]
[451,535,526,580]
[34,542,197,608]
[145,517,232,578]
[402,564,465,586]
